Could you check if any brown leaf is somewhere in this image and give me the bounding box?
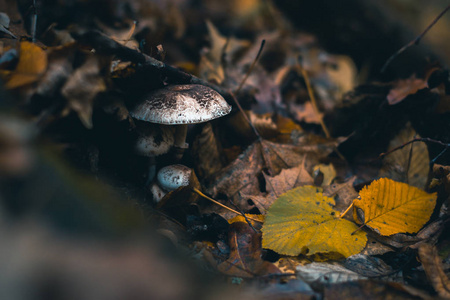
[247,157,314,214]
[217,222,280,278]
[61,54,108,128]
[5,41,47,89]
[292,101,323,124]
[418,244,450,299]
[323,176,358,218]
[387,74,428,105]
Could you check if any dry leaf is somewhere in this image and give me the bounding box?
[313,163,336,187]
[247,160,314,214]
[296,262,365,284]
[387,74,428,105]
[61,55,107,128]
[323,176,358,216]
[353,178,437,236]
[5,41,47,89]
[262,186,367,258]
[379,123,429,189]
[418,243,450,299]
[217,222,281,278]
[292,101,323,124]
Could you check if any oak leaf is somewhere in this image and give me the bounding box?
[262,186,367,258]
[353,178,437,236]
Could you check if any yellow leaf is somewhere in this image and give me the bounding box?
[262,186,367,258]
[228,214,264,226]
[353,178,437,236]
[5,41,47,89]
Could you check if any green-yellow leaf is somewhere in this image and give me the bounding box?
[262,186,367,258]
[353,178,437,236]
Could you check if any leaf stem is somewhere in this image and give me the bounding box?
[339,202,354,219]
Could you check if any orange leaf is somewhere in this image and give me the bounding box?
[353,178,437,236]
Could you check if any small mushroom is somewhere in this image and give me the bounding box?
[130,84,231,159]
[157,164,192,192]
[134,121,174,183]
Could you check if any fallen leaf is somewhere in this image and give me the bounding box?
[247,158,314,214]
[343,254,394,278]
[323,176,358,216]
[296,262,366,284]
[0,12,17,39]
[379,123,429,189]
[324,54,357,100]
[207,139,319,211]
[292,101,323,124]
[217,222,281,278]
[418,243,450,299]
[227,214,264,228]
[61,54,107,128]
[313,163,336,187]
[387,74,428,105]
[5,41,47,89]
[353,178,437,236]
[262,186,367,258]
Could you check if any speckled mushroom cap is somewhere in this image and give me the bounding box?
[157,164,192,191]
[130,84,231,125]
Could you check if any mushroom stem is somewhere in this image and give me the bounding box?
[146,156,156,185]
[173,125,188,160]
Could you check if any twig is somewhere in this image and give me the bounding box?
[295,59,330,138]
[71,30,233,100]
[235,39,266,94]
[378,137,450,165]
[381,4,450,73]
[31,0,37,43]
[191,188,263,224]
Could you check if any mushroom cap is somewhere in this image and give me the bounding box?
[135,123,174,157]
[157,164,192,191]
[130,84,231,125]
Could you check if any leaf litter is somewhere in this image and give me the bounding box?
[0,1,449,299]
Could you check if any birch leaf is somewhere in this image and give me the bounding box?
[353,178,437,236]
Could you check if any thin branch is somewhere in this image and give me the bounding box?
[379,137,450,165]
[235,39,266,94]
[381,4,450,73]
[191,188,263,224]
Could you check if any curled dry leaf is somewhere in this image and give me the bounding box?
[217,222,281,278]
[262,186,367,258]
[387,74,428,105]
[323,176,358,217]
[353,178,437,236]
[418,243,450,299]
[4,41,47,89]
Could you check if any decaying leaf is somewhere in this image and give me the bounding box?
[323,176,358,216]
[262,186,367,258]
[61,54,107,128]
[387,74,428,105]
[418,243,450,299]
[247,158,314,214]
[296,262,366,284]
[379,123,429,189]
[292,101,323,124]
[4,41,47,89]
[217,222,281,278]
[207,139,320,211]
[313,163,336,187]
[353,178,437,236]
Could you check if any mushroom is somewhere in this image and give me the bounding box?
[151,164,197,203]
[130,84,231,159]
[134,121,174,183]
[157,164,192,192]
